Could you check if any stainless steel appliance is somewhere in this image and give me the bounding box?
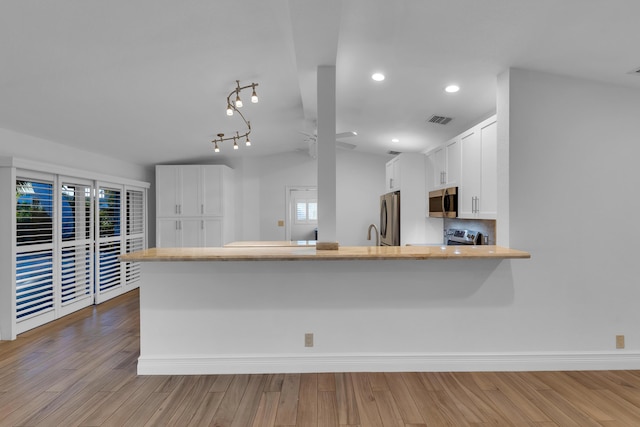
[444,228,481,245]
[428,187,458,218]
[405,228,483,246]
[380,191,400,246]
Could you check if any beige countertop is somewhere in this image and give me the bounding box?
[120,245,530,262]
[224,240,316,247]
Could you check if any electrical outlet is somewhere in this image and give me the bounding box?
[277,220,284,227]
[305,333,314,347]
[616,335,625,349]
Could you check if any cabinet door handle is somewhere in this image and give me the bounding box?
[201,220,204,230]
[201,204,204,214]
[390,178,394,189]
[175,204,179,214]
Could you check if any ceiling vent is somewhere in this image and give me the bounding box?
[427,115,453,125]
[387,150,401,155]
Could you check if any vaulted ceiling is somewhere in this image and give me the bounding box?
[1,1,640,166]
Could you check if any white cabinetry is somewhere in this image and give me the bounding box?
[156,165,234,247]
[384,153,426,245]
[385,157,401,192]
[425,138,460,191]
[459,116,497,219]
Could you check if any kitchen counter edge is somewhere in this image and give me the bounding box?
[120,245,531,262]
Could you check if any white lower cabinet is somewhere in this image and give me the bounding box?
[459,116,497,219]
[156,218,225,247]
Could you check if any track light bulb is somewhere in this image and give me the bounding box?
[226,104,233,116]
[214,141,220,153]
[235,93,243,108]
[251,86,258,103]
[245,136,251,147]
[233,138,239,150]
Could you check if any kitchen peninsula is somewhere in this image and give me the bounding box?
[122,244,529,375]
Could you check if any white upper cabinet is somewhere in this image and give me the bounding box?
[459,116,497,219]
[425,138,460,191]
[385,157,401,192]
[155,165,234,247]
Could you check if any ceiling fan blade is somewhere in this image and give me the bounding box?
[336,131,357,139]
[337,141,357,150]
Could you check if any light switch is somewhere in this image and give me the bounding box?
[277,220,284,227]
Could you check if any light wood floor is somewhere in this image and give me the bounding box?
[2,290,640,426]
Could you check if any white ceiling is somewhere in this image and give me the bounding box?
[1,1,640,167]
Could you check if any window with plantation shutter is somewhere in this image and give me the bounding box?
[59,180,94,316]
[6,164,148,339]
[124,188,145,287]
[15,180,55,329]
[96,185,123,302]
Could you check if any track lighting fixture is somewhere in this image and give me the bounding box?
[213,80,259,153]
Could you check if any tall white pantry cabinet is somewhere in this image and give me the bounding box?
[155,165,234,248]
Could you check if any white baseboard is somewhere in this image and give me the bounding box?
[137,351,640,375]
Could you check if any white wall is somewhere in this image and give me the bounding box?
[0,127,151,182]
[337,149,388,245]
[506,68,640,352]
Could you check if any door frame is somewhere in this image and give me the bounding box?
[284,186,317,241]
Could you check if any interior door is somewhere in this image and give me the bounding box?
[289,188,317,241]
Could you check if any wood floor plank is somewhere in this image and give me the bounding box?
[318,372,336,392]
[401,372,456,426]
[317,390,339,427]
[275,373,301,426]
[167,375,215,426]
[187,392,226,426]
[295,373,318,426]
[209,374,251,427]
[372,389,404,427]
[335,372,360,425]
[383,372,424,424]
[533,371,616,422]
[252,391,280,427]
[484,371,553,424]
[266,373,285,392]
[231,374,268,427]
[350,373,384,427]
[141,375,201,426]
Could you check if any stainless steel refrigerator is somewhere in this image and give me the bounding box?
[380,191,400,246]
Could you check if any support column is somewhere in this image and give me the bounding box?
[316,65,337,244]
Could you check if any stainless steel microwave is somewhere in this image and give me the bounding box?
[428,187,458,218]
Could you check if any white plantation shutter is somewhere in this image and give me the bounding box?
[58,179,94,316]
[15,179,56,332]
[124,187,145,287]
[96,185,123,302]
[9,167,147,337]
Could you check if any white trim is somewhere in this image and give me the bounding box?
[137,351,640,375]
[0,156,149,189]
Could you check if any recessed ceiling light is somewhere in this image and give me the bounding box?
[445,85,460,93]
[391,138,399,143]
[371,73,385,82]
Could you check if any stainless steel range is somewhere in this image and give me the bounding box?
[444,228,482,245]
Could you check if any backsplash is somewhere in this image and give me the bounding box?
[444,218,497,245]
